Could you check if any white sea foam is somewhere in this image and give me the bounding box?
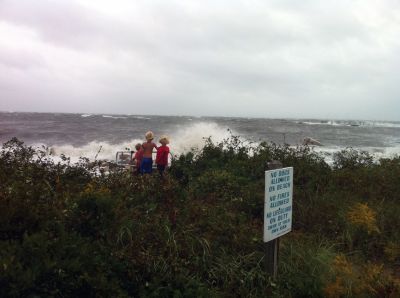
[41,122,233,163]
[300,120,336,126]
[301,120,356,127]
[362,121,400,128]
[133,116,151,120]
[300,120,400,128]
[31,121,400,164]
[169,122,233,153]
[313,145,400,165]
[102,115,128,119]
[81,114,92,118]
[45,140,140,163]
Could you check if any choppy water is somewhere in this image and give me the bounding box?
[1,112,399,162]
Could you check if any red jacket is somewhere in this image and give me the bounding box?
[134,149,143,167]
[156,145,169,166]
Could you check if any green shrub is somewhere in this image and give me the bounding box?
[278,235,335,297]
[1,137,399,297]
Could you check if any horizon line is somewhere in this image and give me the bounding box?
[0,110,399,123]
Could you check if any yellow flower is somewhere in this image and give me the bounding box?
[324,277,347,298]
[384,242,400,262]
[347,203,379,234]
[82,183,110,195]
[324,255,353,297]
[332,254,353,276]
[83,182,95,194]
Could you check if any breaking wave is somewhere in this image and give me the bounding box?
[102,115,128,119]
[26,121,400,164]
[132,116,151,120]
[313,145,400,165]
[40,122,234,163]
[299,120,400,128]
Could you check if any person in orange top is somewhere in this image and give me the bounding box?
[156,135,170,177]
[141,131,158,174]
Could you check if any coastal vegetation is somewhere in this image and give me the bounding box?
[1,137,399,297]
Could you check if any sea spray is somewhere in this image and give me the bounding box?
[33,122,400,164]
[43,139,143,163]
[2,112,400,163]
[40,122,236,163]
[169,122,233,154]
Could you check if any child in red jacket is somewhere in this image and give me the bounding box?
[132,143,143,174]
[156,135,170,177]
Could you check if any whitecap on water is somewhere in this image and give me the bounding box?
[102,115,128,119]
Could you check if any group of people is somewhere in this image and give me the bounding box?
[132,131,170,176]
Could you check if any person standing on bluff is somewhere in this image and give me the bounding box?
[132,143,143,175]
[141,131,158,174]
[156,136,170,178]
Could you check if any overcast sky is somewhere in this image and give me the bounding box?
[0,0,399,120]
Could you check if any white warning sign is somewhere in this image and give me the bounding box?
[263,167,293,242]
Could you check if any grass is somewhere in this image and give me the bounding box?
[0,137,399,297]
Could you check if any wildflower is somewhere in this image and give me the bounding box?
[324,255,354,297]
[83,182,95,194]
[384,242,400,262]
[347,202,380,234]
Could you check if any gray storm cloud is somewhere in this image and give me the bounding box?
[0,0,399,120]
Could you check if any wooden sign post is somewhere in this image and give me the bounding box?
[264,161,293,278]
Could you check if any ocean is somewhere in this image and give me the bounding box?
[1,112,400,163]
